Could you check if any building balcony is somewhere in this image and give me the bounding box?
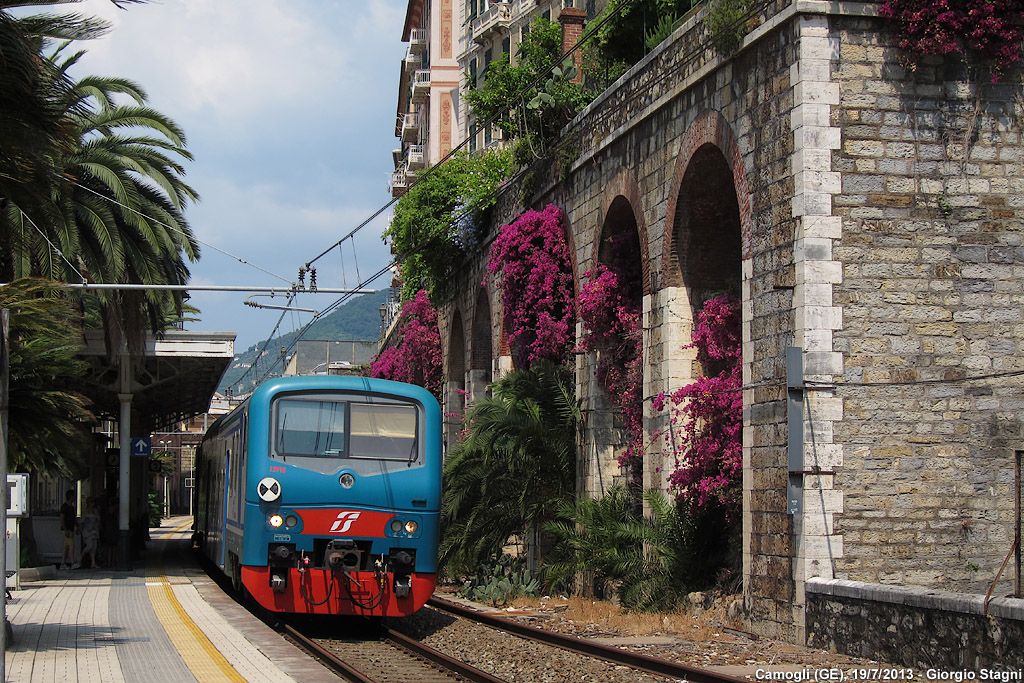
[411,69,430,104]
[409,27,427,54]
[389,164,410,197]
[472,2,511,45]
[404,48,419,73]
[400,112,419,142]
[406,144,426,170]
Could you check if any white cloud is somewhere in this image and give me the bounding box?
[62,0,406,348]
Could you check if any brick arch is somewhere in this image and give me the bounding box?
[591,169,651,297]
[447,308,466,384]
[662,110,753,289]
[471,287,492,376]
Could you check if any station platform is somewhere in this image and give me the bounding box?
[4,516,340,683]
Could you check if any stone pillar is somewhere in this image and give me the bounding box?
[789,13,845,644]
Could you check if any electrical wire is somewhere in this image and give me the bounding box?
[300,0,647,272]
[21,210,88,283]
[68,179,294,285]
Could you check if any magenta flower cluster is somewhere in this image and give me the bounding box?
[368,289,443,399]
[488,204,575,368]
[577,264,644,467]
[656,294,742,518]
[879,0,1024,80]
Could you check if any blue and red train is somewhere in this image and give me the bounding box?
[193,375,442,617]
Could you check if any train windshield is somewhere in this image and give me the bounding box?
[275,399,347,457]
[349,403,417,461]
[272,395,420,466]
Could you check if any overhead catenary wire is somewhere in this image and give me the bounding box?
[300,0,647,272]
[69,179,294,285]
[233,264,393,392]
[21,210,88,283]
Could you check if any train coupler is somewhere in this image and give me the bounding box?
[393,574,412,598]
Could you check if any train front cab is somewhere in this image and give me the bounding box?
[237,378,441,617]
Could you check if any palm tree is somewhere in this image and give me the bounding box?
[440,361,580,574]
[0,1,190,354]
[1,278,94,476]
[49,47,200,353]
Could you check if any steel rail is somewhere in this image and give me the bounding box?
[283,623,375,683]
[284,620,509,683]
[427,596,752,683]
[381,625,509,683]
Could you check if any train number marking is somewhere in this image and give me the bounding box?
[329,511,361,534]
[269,465,286,473]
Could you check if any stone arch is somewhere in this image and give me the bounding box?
[650,108,746,529]
[579,170,649,498]
[663,109,752,285]
[469,287,493,402]
[593,169,651,297]
[445,308,467,450]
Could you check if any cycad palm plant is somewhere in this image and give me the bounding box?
[440,360,580,575]
[542,487,699,612]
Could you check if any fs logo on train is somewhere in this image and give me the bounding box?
[330,511,361,533]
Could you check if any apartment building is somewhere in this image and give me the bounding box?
[390,0,599,197]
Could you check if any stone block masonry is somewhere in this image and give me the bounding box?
[432,0,1024,661]
[807,579,1024,669]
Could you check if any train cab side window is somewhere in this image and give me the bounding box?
[275,399,347,458]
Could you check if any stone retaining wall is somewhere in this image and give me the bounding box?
[807,578,1024,669]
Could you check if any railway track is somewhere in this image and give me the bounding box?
[284,619,509,683]
[425,595,752,683]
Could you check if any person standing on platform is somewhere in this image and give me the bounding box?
[78,498,101,569]
[59,490,79,570]
[100,497,119,568]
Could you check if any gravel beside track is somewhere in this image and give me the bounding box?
[383,592,896,683]
[387,605,675,683]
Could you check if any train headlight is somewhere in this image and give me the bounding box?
[404,520,418,534]
[269,514,284,528]
[339,473,354,489]
[390,519,403,533]
[285,515,298,528]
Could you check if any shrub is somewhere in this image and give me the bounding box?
[487,204,575,368]
[879,0,1024,81]
[577,264,644,471]
[543,487,710,612]
[368,290,443,398]
[656,293,742,518]
[386,149,515,303]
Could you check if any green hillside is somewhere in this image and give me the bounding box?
[216,289,388,396]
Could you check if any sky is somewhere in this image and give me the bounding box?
[71,0,408,352]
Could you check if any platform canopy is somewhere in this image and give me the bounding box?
[78,329,236,433]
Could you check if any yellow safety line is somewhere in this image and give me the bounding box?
[146,523,247,683]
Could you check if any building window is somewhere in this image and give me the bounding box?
[469,58,477,88]
[469,121,477,152]
[484,124,492,146]
[502,35,511,57]
[467,0,476,20]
